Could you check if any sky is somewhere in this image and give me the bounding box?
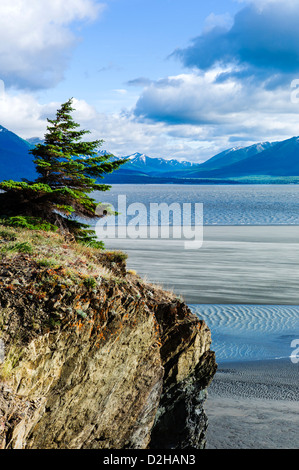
[1,0,299,162]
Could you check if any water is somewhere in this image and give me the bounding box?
[93,184,299,363]
[93,184,299,225]
[190,304,299,363]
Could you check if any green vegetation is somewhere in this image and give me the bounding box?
[37,258,60,268]
[0,215,58,232]
[83,276,97,289]
[0,98,127,246]
[104,251,128,263]
[0,223,127,283]
[3,241,33,254]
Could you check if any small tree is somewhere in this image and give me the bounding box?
[0,98,126,247]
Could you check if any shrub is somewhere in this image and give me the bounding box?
[83,276,97,289]
[106,251,128,263]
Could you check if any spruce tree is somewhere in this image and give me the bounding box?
[0,98,126,246]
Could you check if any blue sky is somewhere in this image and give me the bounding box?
[1,0,299,162]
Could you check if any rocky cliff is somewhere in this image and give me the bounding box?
[0,226,217,449]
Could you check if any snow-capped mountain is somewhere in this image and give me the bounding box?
[192,141,277,172]
[119,152,200,176]
[1,124,299,184]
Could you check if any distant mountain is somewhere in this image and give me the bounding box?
[102,139,299,183]
[190,142,277,171]
[0,126,36,181]
[119,152,200,176]
[26,137,44,146]
[213,137,299,177]
[1,124,299,184]
[181,137,299,179]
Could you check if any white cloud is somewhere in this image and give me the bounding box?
[203,12,233,32]
[0,0,104,89]
[132,69,299,155]
[2,74,299,166]
[54,81,299,160]
[0,91,59,137]
[134,72,245,125]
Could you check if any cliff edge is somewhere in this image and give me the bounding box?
[0,225,217,449]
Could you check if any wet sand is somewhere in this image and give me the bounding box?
[205,359,299,449]
[102,225,299,305]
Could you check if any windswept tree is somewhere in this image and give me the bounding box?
[0,98,127,246]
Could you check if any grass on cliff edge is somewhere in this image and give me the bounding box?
[0,224,180,302]
[0,223,128,282]
[0,224,178,302]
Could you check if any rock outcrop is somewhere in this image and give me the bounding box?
[0,227,217,449]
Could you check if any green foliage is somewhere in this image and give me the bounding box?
[83,276,97,289]
[77,232,105,250]
[0,181,53,193]
[55,204,75,215]
[105,251,128,263]
[1,216,58,232]
[1,241,33,254]
[29,98,125,205]
[37,258,59,268]
[47,315,62,329]
[0,98,127,245]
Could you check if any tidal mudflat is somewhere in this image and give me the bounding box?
[102,225,299,305]
[204,359,299,449]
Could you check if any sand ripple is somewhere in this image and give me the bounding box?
[190,304,299,362]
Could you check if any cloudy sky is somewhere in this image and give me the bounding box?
[1,0,299,162]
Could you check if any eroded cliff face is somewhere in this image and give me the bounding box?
[0,229,216,449]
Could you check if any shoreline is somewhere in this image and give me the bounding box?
[205,358,299,449]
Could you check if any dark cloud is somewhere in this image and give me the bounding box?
[173,2,299,83]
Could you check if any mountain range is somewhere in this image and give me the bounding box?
[0,126,37,182]
[0,124,299,184]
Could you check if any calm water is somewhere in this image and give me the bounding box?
[93,184,299,225]
[93,184,299,363]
